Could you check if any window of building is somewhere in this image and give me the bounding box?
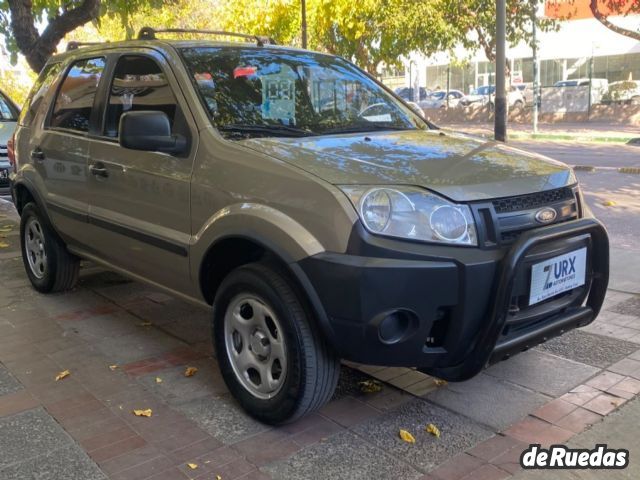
[105,55,177,138]
[50,57,105,132]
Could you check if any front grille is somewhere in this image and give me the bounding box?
[492,187,575,214]
[0,145,7,158]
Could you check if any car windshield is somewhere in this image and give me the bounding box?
[0,93,18,121]
[180,47,424,138]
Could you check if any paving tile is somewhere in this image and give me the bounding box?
[176,394,268,444]
[488,444,524,475]
[0,363,23,395]
[145,467,189,480]
[190,457,256,479]
[582,393,626,415]
[535,330,639,368]
[262,430,422,480]
[485,350,599,397]
[135,360,228,406]
[504,416,574,447]
[608,358,640,379]
[460,463,510,480]
[359,387,414,411]
[0,408,72,468]
[109,455,175,480]
[609,376,640,395]
[609,295,640,316]
[532,398,578,423]
[171,437,224,463]
[388,370,431,389]
[95,330,186,364]
[554,407,603,434]
[0,444,107,480]
[88,434,148,463]
[468,435,526,463]
[585,371,626,390]
[427,373,550,430]
[319,396,381,427]
[430,453,485,480]
[352,398,493,472]
[0,390,40,417]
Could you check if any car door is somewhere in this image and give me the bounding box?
[86,50,197,294]
[22,57,106,247]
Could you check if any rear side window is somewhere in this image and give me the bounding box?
[105,55,177,137]
[18,62,63,126]
[0,92,18,120]
[50,57,106,132]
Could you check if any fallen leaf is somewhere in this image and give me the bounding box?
[184,366,198,377]
[187,463,198,470]
[358,379,383,393]
[55,370,70,381]
[602,200,616,207]
[108,365,118,371]
[0,241,9,248]
[434,379,447,387]
[216,476,222,480]
[156,377,163,384]
[133,408,153,417]
[426,423,441,438]
[399,429,416,443]
[138,320,153,327]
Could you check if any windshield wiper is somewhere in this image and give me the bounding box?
[218,124,316,138]
[321,124,413,135]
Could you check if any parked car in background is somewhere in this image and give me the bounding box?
[514,83,534,106]
[418,90,464,109]
[0,89,19,196]
[460,85,495,107]
[602,80,640,105]
[554,78,609,105]
[395,86,430,102]
[490,85,526,110]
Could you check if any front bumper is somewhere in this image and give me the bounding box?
[296,218,609,381]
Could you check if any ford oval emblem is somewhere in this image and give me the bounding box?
[535,207,557,224]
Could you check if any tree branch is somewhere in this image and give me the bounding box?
[8,0,101,72]
[589,0,640,41]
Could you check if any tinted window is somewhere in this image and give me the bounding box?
[50,57,105,132]
[19,63,62,126]
[105,56,177,137]
[0,92,18,121]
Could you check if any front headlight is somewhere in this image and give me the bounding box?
[341,186,478,246]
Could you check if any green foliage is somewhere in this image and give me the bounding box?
[0,61,37,105]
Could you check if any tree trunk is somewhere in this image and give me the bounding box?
[589,0,640,41]
[8,0,101,73]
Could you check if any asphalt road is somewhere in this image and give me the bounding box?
[514,141,640,252]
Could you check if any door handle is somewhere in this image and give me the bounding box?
[89,163,109,178]
[31,149,45,162]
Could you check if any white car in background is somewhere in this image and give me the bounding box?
[602,80,640,105]
[418,90,464,109]
[0,90,19,196]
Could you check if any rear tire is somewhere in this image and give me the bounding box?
[213,261,340,424]
[20,202,79,293]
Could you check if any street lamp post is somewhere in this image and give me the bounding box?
[495,0,507,142]
[301,0,308,49]
[531,0,540,134]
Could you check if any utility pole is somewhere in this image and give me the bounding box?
[495,0,507,142]
[531,0,540,134]
[446,64,451,108]
[301,0,308,49]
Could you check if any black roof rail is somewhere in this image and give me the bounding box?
[137,27,276,47]
[66,41,104,51]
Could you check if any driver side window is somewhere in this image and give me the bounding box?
[105,55,178,138]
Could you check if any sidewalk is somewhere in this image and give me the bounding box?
[439,122,639,144]
[1,197,640,480]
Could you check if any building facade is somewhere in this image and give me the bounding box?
[386,0,640,95]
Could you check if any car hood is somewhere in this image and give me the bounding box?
[242,129,575,202]
[0,121,16,146]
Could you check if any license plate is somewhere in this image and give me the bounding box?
[529,247,587,305]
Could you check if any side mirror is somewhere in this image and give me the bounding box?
[119,111,187,155]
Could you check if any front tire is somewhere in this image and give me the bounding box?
[213,262,340,424]
[20,202,79,293]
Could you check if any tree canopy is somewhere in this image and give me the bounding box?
[2,0,558,74]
